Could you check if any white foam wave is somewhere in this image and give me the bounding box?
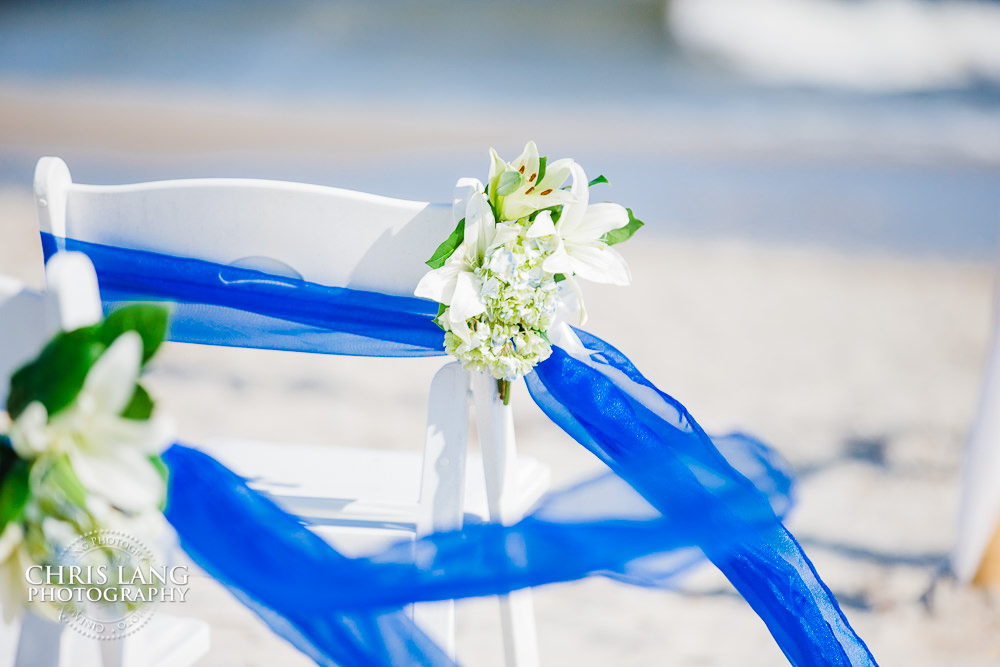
[670,0,1000,91]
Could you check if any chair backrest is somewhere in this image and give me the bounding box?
[0,253,103,407]
[34,157,456,296]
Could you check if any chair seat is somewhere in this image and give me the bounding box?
[198,437,550,530]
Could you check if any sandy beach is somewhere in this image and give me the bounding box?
[2,156,999,664]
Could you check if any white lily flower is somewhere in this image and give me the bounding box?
[7,332,173,513]
[488,141,577,221]
[415,184,499,342]
[543,162,632,287]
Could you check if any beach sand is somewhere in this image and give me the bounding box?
[2,172,999,664]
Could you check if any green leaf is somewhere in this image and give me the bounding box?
[553,273,567,283]
[6,327,105,419]
[99,304,170,365]
[150,456,169,510]
[432,303,448,331]
[121,383,154,420]
[488,199,501,224]
[150,455,168,485]
[426,218,465,269]
[535,156,547,185]
[588,174,609,187]
[0,447,29,534]
[45,455,89,509]
[604,208,644,246]
[495,170,522,196]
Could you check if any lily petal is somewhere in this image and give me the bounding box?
[566,275,590,326]
[464,191,495,261]
[573,203,629,240]
[8,401,51,459]
[70,448,164,513]
[88,413,173,455]
[511,141,541,183]
[540,158,575,190]
[490,221,522,251]
[449,270,486,322]
[541,240,574,275]
[526,211,557,238]
[554,162,590,237]
[563,242,632,286]
[83,331,143,416]
[453,177,484,224]
[414,258,465,305]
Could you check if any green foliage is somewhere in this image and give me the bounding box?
[426,218,466,269]
[100,305,169,365]
[588,174,609,187]
[121,384,154,420]
[604,208,644,246]
[535,156,547,185]
[149,455,169,510]
[5,305,170,420]
[0,445,29,534]
[6,328,104,420]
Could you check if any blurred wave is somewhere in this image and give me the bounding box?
[0,0,998,258]
[671,0,1000,92]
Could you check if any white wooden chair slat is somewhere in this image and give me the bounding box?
[33,157,550,665]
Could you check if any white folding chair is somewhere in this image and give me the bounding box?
[953,261,1000,586]
[0,252,211,667]
[34,156,550,665]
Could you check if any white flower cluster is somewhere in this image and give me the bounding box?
[416,141,638,385]
[0,332,172,622]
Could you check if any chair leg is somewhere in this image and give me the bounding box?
[14,613,62,667]
[471,373,540,667]
[414,362,471,658]
[99,639,123,667]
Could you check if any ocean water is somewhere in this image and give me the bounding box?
[1,0,998,258]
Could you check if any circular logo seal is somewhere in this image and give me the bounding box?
[55,529,158,640]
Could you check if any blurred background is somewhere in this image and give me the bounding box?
[2,1,1000,665]
[1,0,999,256]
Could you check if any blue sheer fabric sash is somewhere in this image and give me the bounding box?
[43,233,877,666]
[40,233,445,356]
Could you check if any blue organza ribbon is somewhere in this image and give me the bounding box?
[43,233,877,666]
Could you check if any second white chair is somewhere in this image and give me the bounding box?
[33,156,550,666]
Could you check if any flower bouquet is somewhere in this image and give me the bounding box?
[415,141,643,402]
[0,305,172,623]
